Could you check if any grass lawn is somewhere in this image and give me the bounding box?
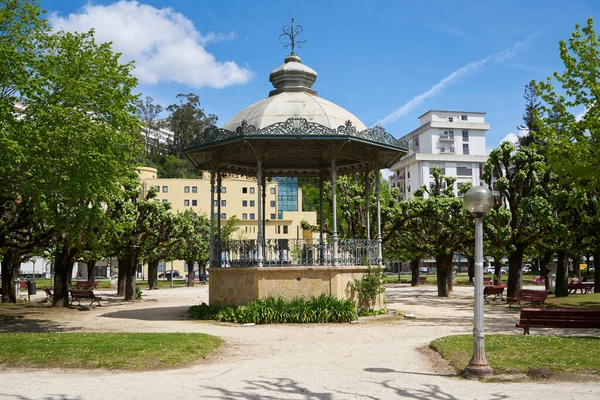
[32,278,190,289]
[546,292,600,309]
[430,334,600,375]
[0,332,222,370]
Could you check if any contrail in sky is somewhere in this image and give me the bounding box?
[374,30,545,127]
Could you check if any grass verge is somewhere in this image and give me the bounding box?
[430,334,600,375]
[545,292,600,309]
[0,332,222,370]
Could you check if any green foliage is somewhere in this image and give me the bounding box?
[347,266,386,312]
[135,287,143,300]
[358,308,388,317]
[188,295,358,324]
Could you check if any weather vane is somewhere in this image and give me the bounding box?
[279,19,306,56]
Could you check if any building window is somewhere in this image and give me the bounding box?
[270,213,276,219]
[457,165,472,176]
[407,185,411,193]
[221,187,226,193]
[277,225,281,234]
[463,143,470,155]
[270,200,276,207]
[283,225,288,234]
[250,200,255,207]
[192,186,197,193]
[184,186,190,193]
[407,172,410,179]
[184,200,190,206]
[250,213,255,220]
[192,200,197,206]
[462,130,469,141]
[249,187,255,194]
[213,200,218,206]
[242,213,248,220]
[221,213,226,220]
[162,199,168,204]
[448,117,453,122]
[155,186,160,192]
[162,186,168,193]
[242,187,247,193]
[219,200,225,206]
[461,115,468,121]
[242,200,247,207]
[270,188,276,194]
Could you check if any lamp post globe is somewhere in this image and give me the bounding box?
[464,185,494,217]
[464,185,494,378]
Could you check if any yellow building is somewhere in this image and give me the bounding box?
[137,167,320,275]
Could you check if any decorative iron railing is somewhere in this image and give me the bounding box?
[219,238,378,267]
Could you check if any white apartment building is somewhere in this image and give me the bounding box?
[390,110,490,200]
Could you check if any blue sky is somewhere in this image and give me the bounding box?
[43,0,599,150]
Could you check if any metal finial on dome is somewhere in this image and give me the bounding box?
[279,19,306,56]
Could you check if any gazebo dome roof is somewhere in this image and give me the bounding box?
[223,55,367,131]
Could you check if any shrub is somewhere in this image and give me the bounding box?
[347,266,386,312]
[135,287,143,300]
[188,295,357,324]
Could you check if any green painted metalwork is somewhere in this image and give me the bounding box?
[187,118,408,152]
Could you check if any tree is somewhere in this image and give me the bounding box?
[166,93,217,156]
[0,1,141,304]
[535,17,600,290]
[482,142,553,299]
[172,211,210,287]
[393,168,471,297]
[136,96,164,160]
[517,81,542,147]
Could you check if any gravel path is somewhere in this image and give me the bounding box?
[1,284,599,400]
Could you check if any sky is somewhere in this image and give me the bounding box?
[42,0,600,152]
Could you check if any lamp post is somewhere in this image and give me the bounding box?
[463,185,494,378]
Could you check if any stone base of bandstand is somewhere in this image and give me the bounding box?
[209,265,384,309]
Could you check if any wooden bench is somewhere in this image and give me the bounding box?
[483,277,493,286]
[69,290,102,306]
[568,282,594,294]
[531,276,545,285]
[516,308,600,334]
[75,281,99,290]
[483,285,506,303]
[418,276,427,284]
[509,289,549,308]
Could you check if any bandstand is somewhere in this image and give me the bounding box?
[184,22,407,306]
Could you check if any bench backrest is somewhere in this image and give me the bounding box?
[519,308,600,328]
[518,289,548,301]
[69,289,95,297]
[484,286,504,294]
[531,276,545,282]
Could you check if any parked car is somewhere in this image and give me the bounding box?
[158,270,180,279]
[419,267,428,274]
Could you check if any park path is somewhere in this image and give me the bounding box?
[1,284,599,400]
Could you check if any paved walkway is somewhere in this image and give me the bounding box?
[1,284,599,399]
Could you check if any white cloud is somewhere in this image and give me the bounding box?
[49,1,252,88]
[375,29,544,126]
[575,108,587,121]
[500,130,528,145]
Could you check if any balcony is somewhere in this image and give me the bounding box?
[439,147,455,154]
[439,134,455,141]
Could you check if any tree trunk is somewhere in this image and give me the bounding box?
[467,255,475,284]
[540,251,553,291]
[186,259,195,287]
[506,248,525,300]
[86,259,97,283]
[494,263,502,286]
[117,258,126,296]
[53,243,76,307]
[410,258,420,287]
[593,250,600,293]
[555,249,569,297]
[1,250,20,303]
[147,259,159,290]
[435,253,453,297]
[124,249,138,301]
